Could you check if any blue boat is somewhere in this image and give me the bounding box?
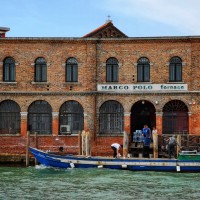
[29,147,200,172]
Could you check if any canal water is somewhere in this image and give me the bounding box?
[0,166,200,200]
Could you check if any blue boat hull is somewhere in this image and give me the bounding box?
[29,147,200,172]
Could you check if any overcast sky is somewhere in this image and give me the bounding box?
[1,0,200,37]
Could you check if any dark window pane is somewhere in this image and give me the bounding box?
[169,57,182,82]
[106,65,112,82]
[59,100,84,134]
[42,65,47,82]
[72,65,78,82]
[66,65,72,82]
[144,65,150,82]
[137,65,143,82]
[162,100,188,134]
[113,65,118,82]
[137,57,150,82]
[35,65,41,81]
[169,64,175,81]
[106,58,118,82]
[99,100,124,134]
[3,57,16,82]
[176,63,182,81]
[66,58,78,82]
[35,58,47,82]
[0,100,21,134]
[28,100,52,134]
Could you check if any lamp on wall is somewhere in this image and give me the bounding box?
[155,101,158,105]
[189,99,196,105]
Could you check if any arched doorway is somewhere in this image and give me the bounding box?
[162,100,188,134]
[131,100,156,133]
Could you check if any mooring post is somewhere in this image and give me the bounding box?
[82,130,85,155]
[177,134,181,155]
[85,131,91,156]
[26,131,30,167]
[123,131,129,158]
[34,132,38,165]
[86,132,88,156]
[78,131,82,155]
[153,133,158,158]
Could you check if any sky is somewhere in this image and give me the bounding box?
[1,0,200,37]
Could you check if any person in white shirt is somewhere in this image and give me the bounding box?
[111,143,121,158]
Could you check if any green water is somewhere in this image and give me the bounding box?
[0,166,200,200]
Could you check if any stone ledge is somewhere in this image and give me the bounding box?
[0,154,35,164]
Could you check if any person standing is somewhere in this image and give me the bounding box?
[142,125,151,158]
[167,135,177,158]
[111,143,121,158]
[152,126,158,158]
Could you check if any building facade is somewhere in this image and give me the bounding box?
[0,22,200,156]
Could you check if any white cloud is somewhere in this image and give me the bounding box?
[100,0,200,35]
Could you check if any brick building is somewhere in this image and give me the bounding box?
[0,21,200,157]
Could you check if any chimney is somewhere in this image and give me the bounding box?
[0,27,10,38]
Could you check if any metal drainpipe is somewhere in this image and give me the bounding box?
[93,40,99,142]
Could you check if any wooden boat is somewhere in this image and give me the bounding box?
[29,147,200,172]
[178,150,200,161]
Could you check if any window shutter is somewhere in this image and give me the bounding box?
[4,63,9,81]
[137,65,143,82]
[144,64,150,82]
[66,65,72,82]
[176,63,182,81]
[106,65,112,82]
[113,65,118,82]
[73,65,78,82]
[169,64,175,81]
[42,64,47,82]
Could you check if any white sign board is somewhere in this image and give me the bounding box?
[97,84,188,92]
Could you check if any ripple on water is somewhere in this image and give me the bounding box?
[0,167,200,200]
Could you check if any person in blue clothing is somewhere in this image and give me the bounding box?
[142,124,151,158]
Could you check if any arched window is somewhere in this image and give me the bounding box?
[59,101,84,135]
[163,100,188,134]
[66,58,78,82]
[106,58,119,82]
[99,100,124,134]
[34,57,47,82]
[3,57,16,82]
[28,101,52,134]
[0,100,20,134]
[137,57,150,82]
[169,57,182,82]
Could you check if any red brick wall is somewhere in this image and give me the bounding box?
[0,38,200,156]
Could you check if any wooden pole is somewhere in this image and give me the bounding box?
[123,131,129,158]
[34,132,38,165]
[153,133,158,158]
[177,134,181,155]
[78,131,82,155]
[82,130,85,156]
[86,132,88,156]
[34,132,38,148]
[26,131,30,167]
[85,131,91,156]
